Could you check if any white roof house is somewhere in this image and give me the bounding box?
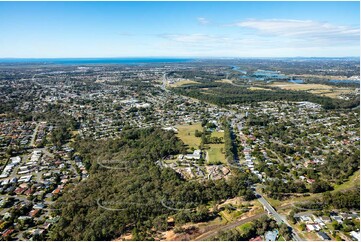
[10,156,21,164]
[350,231,361,241]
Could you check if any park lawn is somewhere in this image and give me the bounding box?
[207,144,226,164]
[175,123,202,150]
[211,130,224,139]
[207,131,225,164]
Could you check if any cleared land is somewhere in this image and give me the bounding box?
[333,169,360,192]
[168,79,199,87]
[175,123,202,150]
[293,74,351,80]
[248,86,273,91]
[215,79,233,84]
[220,198,264,223]
[269,82,354,98]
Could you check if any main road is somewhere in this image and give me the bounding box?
[162,73,169,92]
[255,192,302,241]
[194,193,302,241]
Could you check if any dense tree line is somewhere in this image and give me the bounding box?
[49,128,256,240]
[321,147,360,184]
[168,70,226,82]
[173,82,359,109]
[223,120,237,163]
[296,188,360,211]
[263,179,308,199]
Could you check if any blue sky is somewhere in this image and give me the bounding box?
[0,1,359,58]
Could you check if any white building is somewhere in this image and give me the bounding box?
[350,231,360,241]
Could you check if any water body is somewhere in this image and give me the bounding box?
[288,79,304,84]
[0,58,194,65]
[329,79,360,84]
[253,70,288,79]
[231,66,247,74]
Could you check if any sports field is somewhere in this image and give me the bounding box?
[207,144,226,164]
[207,131,226,164]
[175,123,202,150]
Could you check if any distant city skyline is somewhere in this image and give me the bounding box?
[0,1,359,58]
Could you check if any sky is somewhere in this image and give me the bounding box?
[0,1,359,58]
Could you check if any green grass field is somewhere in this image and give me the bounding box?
[207,144,226,164]
[207,131,226,164]
[333,170,360,192]
[211,131,224,138]
[175,123,202,150]
[175,125,227,164]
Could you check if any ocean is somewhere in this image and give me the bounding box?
[0,58,194,65]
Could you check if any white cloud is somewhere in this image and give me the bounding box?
[197,17,210,25]
[156,30,359,57]
[155,18,360,57]
[233,19,359,43]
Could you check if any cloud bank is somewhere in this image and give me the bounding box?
[233,19,359,44]
[155,18,359,57]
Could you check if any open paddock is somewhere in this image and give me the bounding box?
[269,82,354,98]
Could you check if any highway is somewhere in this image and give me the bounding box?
[162,73,168,92]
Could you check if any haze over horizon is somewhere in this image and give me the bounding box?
[0,1,359,58]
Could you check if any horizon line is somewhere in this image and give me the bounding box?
[0,56,360,59]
